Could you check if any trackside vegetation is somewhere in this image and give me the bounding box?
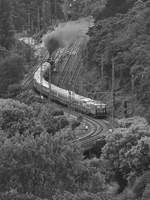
[0,0,150,200]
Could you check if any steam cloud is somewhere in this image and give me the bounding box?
[42,19,90,55]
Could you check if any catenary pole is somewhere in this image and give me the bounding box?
[101,54,104,90]
[131,74,135,115]
[37,7,40,32]
[111,57,115,130]
[54,0,57,26]
[48,62,51,103]
[40,63,42,97]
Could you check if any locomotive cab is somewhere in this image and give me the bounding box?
[95,102,107,118]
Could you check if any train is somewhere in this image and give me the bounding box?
[33,61,107,118]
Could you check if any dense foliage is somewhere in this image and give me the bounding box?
[0,0,14,49]
[0,55,25,96]
[0,98,110,200]
[1,0,150,200]
[0,98,150,200]
[10,0,64,34]
[67,0,105,19]
[104,117,150,199]
[84,0,150,118]
[96,0,136,20]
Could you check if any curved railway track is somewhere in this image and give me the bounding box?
[22,53,49,89]
[72,115,108,149]
[24,25,110,151]
[55,103,109,150]
[53,38,109,149]
[77,118,108,149]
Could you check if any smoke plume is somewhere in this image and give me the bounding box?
[43,19,90,55]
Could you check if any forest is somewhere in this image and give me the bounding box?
[0,0,150,200]
[84,0,150,120]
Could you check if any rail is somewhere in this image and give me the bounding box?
[65,44,82,87]
[68,55,82,90]
[28,30,109,153]
[58,39,82,87]
[22,52,49,89]
[54,102,109,150]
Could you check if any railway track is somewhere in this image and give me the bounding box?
[58,36,87,91]
[22,53,49,89]
[69,56,82,90]
[52,38,109,149]
[72,44,87,91]
[58,38,83,87]
[54,103,109,150]
[66,45,83,86]
[24,19,111,200]
[71,114,108,149]
[73,65,83,92]
[25,27,110,151]
[64,40,84,89]
[77,118,109,148]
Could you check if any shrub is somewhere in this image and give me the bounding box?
[0,99,43,137]
[0,54,25,95]
[71,119,81,130]
[7,84,22,97]
[51,109,64,116]
[15,40,36,67]
[0,192,43,200]
[101,117,150,192]
[58,116,69,129]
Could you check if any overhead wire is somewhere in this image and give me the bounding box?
[48,0,57,103]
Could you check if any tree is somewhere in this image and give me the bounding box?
[101,117,150,193]
[11,0,27,32]
[0,99,44,137]
[96,0,136,20]
[0,0,14,49]
[0,54,25,95]
[84,0,150,117]
[0,130,105,198]
[0,191,44,200]
[10,0,64,34]
[53,191,106,200]
[40,104,69,134]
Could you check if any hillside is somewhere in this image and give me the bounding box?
[1,0,150,200]
[82,0,150,120]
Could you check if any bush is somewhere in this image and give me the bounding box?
[101,117,150,192]
[0,54,25,95]
[0,192,43,200]
[40,105,68,135]
[17,90,44,105]
[84,137,106,159]
[0,99,44,137]
[15,40,36,67]
[58,116,69,129]
[51,109,64,116]
[71,119,81,130]
[77,115,83,122]
[7,84,22,97]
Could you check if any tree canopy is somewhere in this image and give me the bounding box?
[0,0,14,49]
[0,55,25,95]
[84,0,150,118]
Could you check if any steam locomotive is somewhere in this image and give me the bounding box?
[33,61,107,118]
